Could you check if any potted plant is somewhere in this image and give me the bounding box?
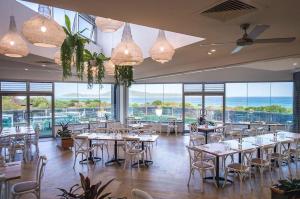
[114,65,134,87]
[57,122,73,150]
[271,178,300,199]
[84,49,109,88]
[61,15,89,80]
[57,172,114,199]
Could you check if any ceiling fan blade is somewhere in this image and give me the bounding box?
[198,42,235,47]
[254,37,296,44]
[231,46,243,54]
[248,25,270,39]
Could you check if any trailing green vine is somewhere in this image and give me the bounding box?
[61,15,89,80]
[114,65,134,87]
[84,49,109,88]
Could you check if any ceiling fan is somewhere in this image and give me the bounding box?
[232,23,296,54]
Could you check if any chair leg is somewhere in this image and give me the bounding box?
[260,167,264,186]
[223,169,228,188]
[187,169,193,186]
[73,153,78,168]
[239,174,243,196]
[200,170,204,192]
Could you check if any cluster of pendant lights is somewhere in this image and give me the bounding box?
[96,17,175,67]
[0,4,175,71]
[0,5,66,58]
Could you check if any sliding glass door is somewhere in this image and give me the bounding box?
[2,96,28,128]
[30,96,52,137]
[205,95,224,122]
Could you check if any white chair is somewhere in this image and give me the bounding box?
[27,127,40,160]
[10,134,28,163]
[72,136,95,168]
[290,137,300,176]
[250,145,274,186]
[186,146,217,192]
[0,135,12,162]
[189,134,205,146]
[91,128,109,162]
[132,188,153,199]
[167,118,178,136]
[223,149,255,195]
[11,155,47,199]
[123,137,145,170]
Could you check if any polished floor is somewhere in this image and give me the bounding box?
[13,134,298,199]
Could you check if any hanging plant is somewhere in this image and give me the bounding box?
[61,15,89,80]
[114,65,134,87]
[84,49,109,87]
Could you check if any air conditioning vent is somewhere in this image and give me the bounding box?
[201,0,257,22]
[35,60,55,65]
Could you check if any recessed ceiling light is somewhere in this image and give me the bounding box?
[293,62,298,66]
[210,49,216,52]
[24,68,29,71]
[208,52,212,55]
[41,64,46,67]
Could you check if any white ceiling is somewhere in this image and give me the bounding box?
[0,0,299,83]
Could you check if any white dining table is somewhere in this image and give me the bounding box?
[194,131,298,187]
[0,126,35,137]
[76,132,159,166]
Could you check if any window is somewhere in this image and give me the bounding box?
[1,81,26,92]
[54,83,113,124]
[78,14,96,42]
[30,82,52,92]
[225,82,293,124]
[128,84,182,122]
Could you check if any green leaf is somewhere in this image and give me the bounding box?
[65,14,71,33]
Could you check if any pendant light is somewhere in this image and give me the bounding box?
[22,5,66,48]
[149,30,175,63]
[111,23,143,66]
[95,17,124,33]
[0,16,29,58]
[104,60,115,76]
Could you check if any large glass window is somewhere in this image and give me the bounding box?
[54,83,113,124]
[128,84,182,122]
[225,82,293,124]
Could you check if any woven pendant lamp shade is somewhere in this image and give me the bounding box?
[22,5,66,48]
[53,50,61,65]
[0,16,29,58]
[95,17,124,33]
[104,60,115,76]
[149,30,175,63]
[111,23,143,66]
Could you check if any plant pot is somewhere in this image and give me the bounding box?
[57,137,73,150]
[271,187,300,199]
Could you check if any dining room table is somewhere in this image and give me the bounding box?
[194,131,299,187]
[197,125,224,144]
[0,161,22,198]
[76,132,159,167]
[0,126,35,137]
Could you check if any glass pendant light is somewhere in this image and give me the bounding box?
[22,5,66,48]
[149,30,175,63]
[111,23,143,66]
[0,16,29,58]
[95,17,124,33]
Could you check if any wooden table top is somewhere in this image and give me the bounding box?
[0,161,22,181]
[76,133,159,142]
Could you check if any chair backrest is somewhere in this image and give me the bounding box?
[72,136,89,152]
[209,133,223,143]
[241,148,256,166]
[189,135,205,146]
[132,189,153,199]
[123,137,141,152]
[189,123,198,134]
[36,155,47,187]
[168,118,176,126]
[186,145,203,165]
